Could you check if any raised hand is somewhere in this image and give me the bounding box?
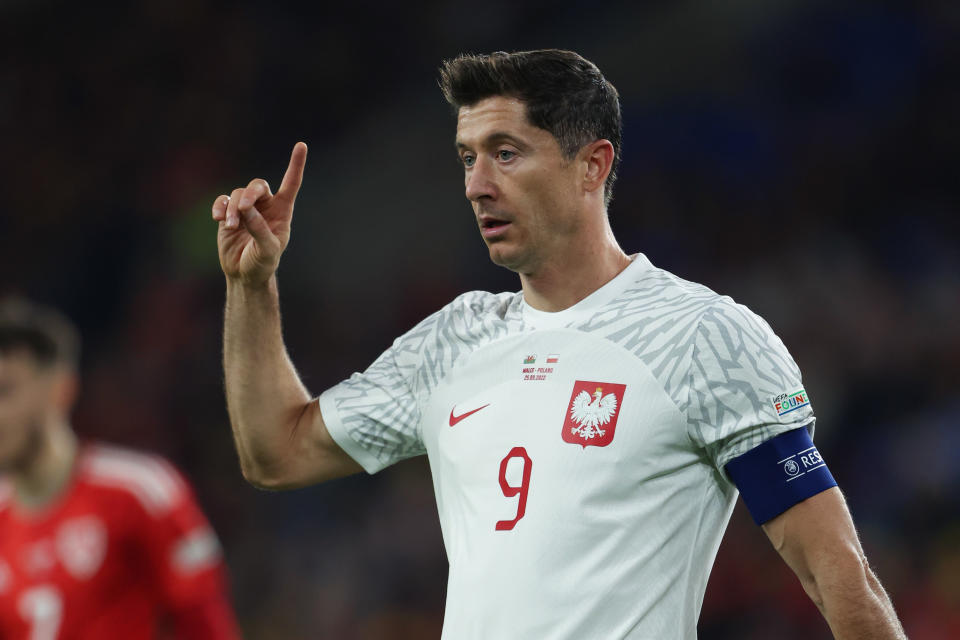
[212,142,308,286]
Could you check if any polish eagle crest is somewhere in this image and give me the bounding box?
[569,387,618,440]
[562,380,626,448]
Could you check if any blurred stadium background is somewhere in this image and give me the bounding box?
[2,0,958,637]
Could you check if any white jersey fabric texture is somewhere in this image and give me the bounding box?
[319,253,815,640]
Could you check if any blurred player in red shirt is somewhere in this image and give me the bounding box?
[0,298,241,639]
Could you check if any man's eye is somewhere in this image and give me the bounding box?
[462,155,476,167]
[497,150,516,161]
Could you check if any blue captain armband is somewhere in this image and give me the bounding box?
[724,425,838,525]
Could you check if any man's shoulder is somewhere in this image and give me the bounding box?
[632,258,726,307]
[373,289,522,387]
[585,255,782,367]
[443,289,519,320]
[639,262,782,343]
[77,443,190,517]
[397,289,520,344]
[589,257,730,330]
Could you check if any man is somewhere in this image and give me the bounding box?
[212,50,906,638]
[0,299,241,639]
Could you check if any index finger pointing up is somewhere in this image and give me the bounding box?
[276,141,308,203]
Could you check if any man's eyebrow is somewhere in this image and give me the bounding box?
[455,132,530,152]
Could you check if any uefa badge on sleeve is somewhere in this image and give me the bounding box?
[562,380,627,448]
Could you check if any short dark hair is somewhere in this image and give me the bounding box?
[439,49,622,206]
[0,298,80,369]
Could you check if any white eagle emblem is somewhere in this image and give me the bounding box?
[569,387,618,440]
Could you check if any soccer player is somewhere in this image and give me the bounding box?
[0,299,241,639]
[212,50,906,638]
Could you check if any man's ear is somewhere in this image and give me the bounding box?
[581,139,615,196]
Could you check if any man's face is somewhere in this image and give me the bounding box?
[0,351,58,472]
[456,96,584,274]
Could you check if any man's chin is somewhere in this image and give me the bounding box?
[487,244,526,273]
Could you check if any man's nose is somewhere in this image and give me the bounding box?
[464,157,497,202]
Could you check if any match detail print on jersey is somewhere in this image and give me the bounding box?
[561,381,627,448]
[448,403,490,427]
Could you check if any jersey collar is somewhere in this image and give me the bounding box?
[520,253,651,330]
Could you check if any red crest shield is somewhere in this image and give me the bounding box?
[561,380,627,448]
[56,516,107,580]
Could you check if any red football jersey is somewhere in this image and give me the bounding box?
[0,443,241,639]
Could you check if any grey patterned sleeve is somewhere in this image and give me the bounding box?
[318,290,516,474]
[686,299,815,474]
[318,324,432,474]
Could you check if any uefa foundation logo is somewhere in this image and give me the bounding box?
[772,389,810,417]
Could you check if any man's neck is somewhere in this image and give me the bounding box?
[13,422,78,511]
[519,231,632,312]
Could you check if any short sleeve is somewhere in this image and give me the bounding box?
[320,340,426,473]
[321,290,519,474]
[320,302,453,473]
[686,299,815,474]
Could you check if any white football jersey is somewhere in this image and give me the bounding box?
[320,253,814,639]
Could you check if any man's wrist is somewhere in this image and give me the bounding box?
[225,274,279,299]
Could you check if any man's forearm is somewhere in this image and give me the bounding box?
[223,276,312,486]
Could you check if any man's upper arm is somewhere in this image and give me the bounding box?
[239,398,363,490]
[298,399,365,485]
[761,486,867,596]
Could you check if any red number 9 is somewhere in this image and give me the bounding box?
[496,447,532,531]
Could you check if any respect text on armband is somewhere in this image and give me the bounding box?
[779,445,826,481]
